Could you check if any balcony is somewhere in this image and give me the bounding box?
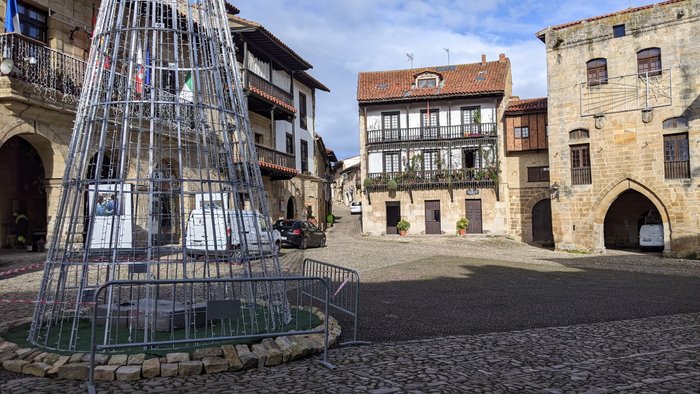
[664,160,690,179]
[255,144,297,180]
[365,167,497,191]
[571,167,592,185]
[0,33,86,106]
[367,123,496,144]
[246,71,294,111]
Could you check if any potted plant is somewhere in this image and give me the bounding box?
[456,217,470,235]
[396,219,410,236]
[387,179,398,191]
[326,213,335,227]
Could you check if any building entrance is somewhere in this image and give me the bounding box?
[603,189,660,250]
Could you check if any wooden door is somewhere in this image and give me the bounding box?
[465,199,482,233]
[386,202,400,234]
[424,200,441,234]
[532,199,553,243]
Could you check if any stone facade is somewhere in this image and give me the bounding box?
[537,0,700,256]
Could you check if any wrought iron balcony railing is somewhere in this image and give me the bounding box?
[365,167,497,191]
[255,144,295,170]
[0,33,86,104]
[664,160,690,179]
[246,71,294,109]
[571,167,592,185]
[367,123,497,144]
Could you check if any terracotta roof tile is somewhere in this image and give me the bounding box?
[506,97,547,113]
[249,86,297,113]
[357,59,510,103]
[258,160,298,175]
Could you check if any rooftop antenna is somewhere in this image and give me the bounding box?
[443,48,450,65]
[406,53,414,69]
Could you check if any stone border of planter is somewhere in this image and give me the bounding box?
[0,308,341,381]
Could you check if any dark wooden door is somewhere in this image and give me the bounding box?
[424,200,441,234]
[532,199,553,243]
[465,199,482,233]
[386,202,400,234]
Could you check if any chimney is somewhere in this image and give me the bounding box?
[481,54,486,65]
[499,53,506,63]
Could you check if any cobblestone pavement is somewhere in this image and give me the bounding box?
[1,203,700,392]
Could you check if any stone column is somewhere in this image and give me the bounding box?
[43,178,64,249]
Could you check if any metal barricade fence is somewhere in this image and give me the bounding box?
[301,258,370,346]
[87,276,333,391]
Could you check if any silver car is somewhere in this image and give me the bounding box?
[350,201,362,214]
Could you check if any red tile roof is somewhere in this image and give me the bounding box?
[540,0,685,36]
[506,97,547,113]
[249,86,297,113]
[258,160,298,175]
[357,59,510,103]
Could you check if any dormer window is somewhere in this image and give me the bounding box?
[415,72,440,88]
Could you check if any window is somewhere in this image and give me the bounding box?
[527,166,550,182]
[300,140,309,173]
[463,147,481,169]
[569,129,590,139]
[382,112,400,141]
[587,58,608,85]
[420,109,439,138]
[417,78,437,88]
[17,3,48,43]
[254,133,263,144]
[285,133,294,154]
[383,151,401,173]
[613,24,625,38]
[570,144,591,185]
[299,92,308,130]
[514,126,530,139]
[423,150,440,172]
[663,133,690,179]
[638,48,662,76]
[461,106,481,134]
[662,117,688,129]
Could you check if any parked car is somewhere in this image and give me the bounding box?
[639,224,664,251]
[350,201,362,214]
[273,219,326,249]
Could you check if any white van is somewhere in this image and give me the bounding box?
[639,224,664,251]
[185,208,281,257]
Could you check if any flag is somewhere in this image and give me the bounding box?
[180,71,194,102]
[4,0,20,33]
[134,40,144,96]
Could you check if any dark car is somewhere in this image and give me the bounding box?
[273,219,326,249]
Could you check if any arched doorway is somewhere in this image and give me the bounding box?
[0,136,47,249]
[286,197,295,219]
[603,189,661,250]
[532,199,553,244]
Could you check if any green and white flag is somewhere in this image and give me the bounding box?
[180,71,194,102]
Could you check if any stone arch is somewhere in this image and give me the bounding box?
[0,120,68,179]
[523,189,554,244]
[592,178,670,252]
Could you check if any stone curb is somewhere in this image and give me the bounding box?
[0,312,341,381]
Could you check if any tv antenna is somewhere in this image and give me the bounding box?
[444,48,450,65]
[406,53,414,69]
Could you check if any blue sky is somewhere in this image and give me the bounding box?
[233,0,655,160]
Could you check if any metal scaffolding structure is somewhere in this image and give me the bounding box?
[28,0,290,352]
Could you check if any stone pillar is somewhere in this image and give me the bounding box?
[43,178,64,249]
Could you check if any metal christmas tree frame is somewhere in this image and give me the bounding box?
[28,0,290,351]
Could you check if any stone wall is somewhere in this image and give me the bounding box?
[540,0,700,256]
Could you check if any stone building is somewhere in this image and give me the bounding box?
[503,97,552,244]
[357,55,512,235]
[331,155,361,206]
[0,1,331,248]
[536,0,699,256]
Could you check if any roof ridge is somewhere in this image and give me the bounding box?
[358,59,508,75]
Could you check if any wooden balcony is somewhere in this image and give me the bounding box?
[365,168,496,191]
[246,71,294,110]
[571,167,592,185]
[255,144,297,180]
[0,33,86,107]
[367,123,496,144]
[664,160,690,179]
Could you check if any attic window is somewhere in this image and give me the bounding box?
[475,71,487,81]
[417,76,437,88]
[376,83,389,89]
